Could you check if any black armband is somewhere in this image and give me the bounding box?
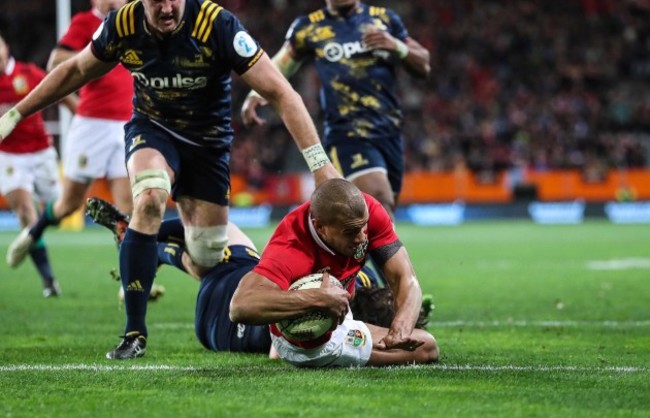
[369,240,403,267]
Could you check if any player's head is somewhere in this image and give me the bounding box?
[311,179,369,258]
[142,0,186,38]
[92,0,128,16]
[351,286,431,330]
[325,0,360,15]
[0,32,9,74]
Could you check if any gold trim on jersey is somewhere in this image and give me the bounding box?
[116,0,139,38]
[329,146,343,175]
[308,10,325,23]
[357,271,372,288]
[192,0,223,43]
[369,6,386,16]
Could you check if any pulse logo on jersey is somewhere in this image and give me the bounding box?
[131,72,208,89]
[233,31,257,58]
[323,41,370,62]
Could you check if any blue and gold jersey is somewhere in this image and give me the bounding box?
[287,3,409,142]
[91,0,263,147]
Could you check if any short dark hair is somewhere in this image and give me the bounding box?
[350,287,430,330]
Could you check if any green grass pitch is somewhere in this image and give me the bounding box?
[0,221,649,417]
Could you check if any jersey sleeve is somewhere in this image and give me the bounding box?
[58,13,92,51]
[285,15,312,57]
[365,194,399,251]
[386,8,409,41]
[213,9,264,75]
[90,12,121,62]
[252,215,314,290]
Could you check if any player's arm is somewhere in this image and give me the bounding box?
[376,246,425,350]
[240,42,304,127]
[46,47,78,72]
[362,30,430,79]
[240,52,340,185]
[0,45,115,141]
[229,271,350,325]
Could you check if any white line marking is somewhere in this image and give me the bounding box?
[0,364,647,373]
[586,258,650,270]
[151,320,650,330]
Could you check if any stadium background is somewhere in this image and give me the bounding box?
[2,0,650,224]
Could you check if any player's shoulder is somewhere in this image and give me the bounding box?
[70,9,100,25]
[106,0,144,38]
[187,0,240,43]
[362,2,402,23]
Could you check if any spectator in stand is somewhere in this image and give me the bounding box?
[0,32,77,297]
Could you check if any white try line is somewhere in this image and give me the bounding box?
[151,320,650,330]
[0,364,648,373]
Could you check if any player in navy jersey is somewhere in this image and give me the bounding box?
[86,196,428,356]
[0,0,339,360]
[242,0,430,221]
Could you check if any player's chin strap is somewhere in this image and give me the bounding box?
[301,144,330,173]
[0,107,23,142]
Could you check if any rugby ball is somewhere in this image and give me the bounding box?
[276,273,342,341]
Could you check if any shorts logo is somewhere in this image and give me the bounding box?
[78,154,88,169]
[350,153,369,169]
[129,135,146,152]
[346,329,366,347]
[126,280,145,292]
[233,31,257,58]
[237,323,246,339]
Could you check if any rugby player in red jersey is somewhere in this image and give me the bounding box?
[0,32,77,297]
[230,179,439,367]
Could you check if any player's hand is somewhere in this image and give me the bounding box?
[319,272,350,326]
[0,108,23,143]
[362,28,401,55]
[375,330,424,352]
[241,93,269,127]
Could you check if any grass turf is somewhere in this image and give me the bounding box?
[0,221,649,417]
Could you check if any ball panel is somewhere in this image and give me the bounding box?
[276,273,342,341]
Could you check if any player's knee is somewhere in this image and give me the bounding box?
[185,225,228,268]
[131,169,171,200]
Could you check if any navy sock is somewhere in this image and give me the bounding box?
[157,217,185,243]
[29,201,59,241]
[29,240,55,287]
[119,228,158,337]
[157,242,187,272]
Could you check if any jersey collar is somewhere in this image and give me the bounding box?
[307,212,336,256]
[4,57,15,76]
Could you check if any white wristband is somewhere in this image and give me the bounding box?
[394,39,409,59]
[301,144,330,172]
[0,107,23,141]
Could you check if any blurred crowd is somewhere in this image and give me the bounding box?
[3,0,650,184]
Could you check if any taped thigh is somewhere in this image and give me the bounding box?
[185,225,228,268]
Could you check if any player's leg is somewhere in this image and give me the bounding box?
[106,124,175,360]
[366,323,439,366]
[173,144,231,279]
[4,149,62,296]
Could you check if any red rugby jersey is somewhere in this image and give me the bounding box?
[0,58,51,154]
[254,193,398,347]
[58,9,133,121]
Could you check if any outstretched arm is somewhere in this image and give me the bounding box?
[376,246,425,350]
[240,52,340,186]
[240,42,303,127]
[230,271,350,325]
[0,45,115,141]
